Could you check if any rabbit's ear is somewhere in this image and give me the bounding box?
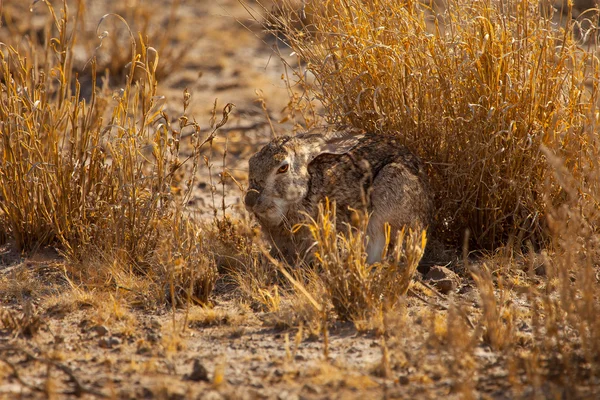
[318,134,363,155]
[301,132,363,162]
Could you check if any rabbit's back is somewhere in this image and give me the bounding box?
[304,135,431,227]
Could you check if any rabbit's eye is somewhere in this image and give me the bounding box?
[277,163,289,174]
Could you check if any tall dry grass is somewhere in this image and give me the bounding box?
[266,0,599,250]
[245,0,600,393]
[0,0,218,306]
[0,7,169,260]
[307,200,425,322]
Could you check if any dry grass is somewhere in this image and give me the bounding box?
[0,0,220,306]
[307,200,426,322]
[0,304,42,339]
[1,0,600,397]
[265,0,599,250]
[1,3,169,258]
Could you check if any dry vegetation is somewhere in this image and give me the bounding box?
[0,0,599,398]
[264,0,600,250]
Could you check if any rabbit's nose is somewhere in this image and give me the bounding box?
[244,189,260,209]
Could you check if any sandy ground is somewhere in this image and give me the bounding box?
[0,241,502,400]
[3,238,588,399]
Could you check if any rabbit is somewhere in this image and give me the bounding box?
[244,127,433,265]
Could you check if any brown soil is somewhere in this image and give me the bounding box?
[0,239,497,400]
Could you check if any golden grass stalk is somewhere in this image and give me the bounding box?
[1,2,174,258]
[0,1,219,306]
[267,0,599,250]
[308,200,426,321]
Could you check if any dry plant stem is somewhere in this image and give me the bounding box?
[260,247,322,313]
[0,346,108,398]
[408,286,475,330]
[265,0,600,250]
[322,307,329,359]
[255,89,276,137]
[204,102,235,218]
[259,246,331,357]
[305,200,426,322]
[221,138,228,218]
[0,304,43,339]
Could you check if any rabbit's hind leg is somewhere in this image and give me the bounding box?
[366,162,428,263]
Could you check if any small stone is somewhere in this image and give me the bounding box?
[398,375,410,385]
[92,325,109,337]
[149,319,161,330]
[425,266,460,294]
[227,377,243,385]
[98,337,121,349]
[250,378,264,389]
[146,332,161,343]
[185,359,209,382]
[202,391,224,400]
[278,390,299,400]
[78,319,93,332]
[303,384,321,394]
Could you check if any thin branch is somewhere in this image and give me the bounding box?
[0,346,108,398]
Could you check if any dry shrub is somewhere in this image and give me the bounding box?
[0,1,187,80]
[266,0,599,250]
[216,213,328,330]
[0,1,171,259]
[159,211,217,307]
[238,199,426,330]
[539,142,600,366]
[0,303,42,338]
[471,265,514,350]
[0,1,220,306]
[308,201,426,322]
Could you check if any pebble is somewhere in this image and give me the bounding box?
[425,265,460,294]
[303,384,321,394]
[278,390,299,400]
[98,337,121,349]
[184,359,209,382]
[202,391,224,400]
[92,325,109,337]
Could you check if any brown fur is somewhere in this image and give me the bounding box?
[244,128,433,264]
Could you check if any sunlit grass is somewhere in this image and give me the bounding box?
[1,0,599,396]
[265,0,599,250]
[0,0,218,306]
